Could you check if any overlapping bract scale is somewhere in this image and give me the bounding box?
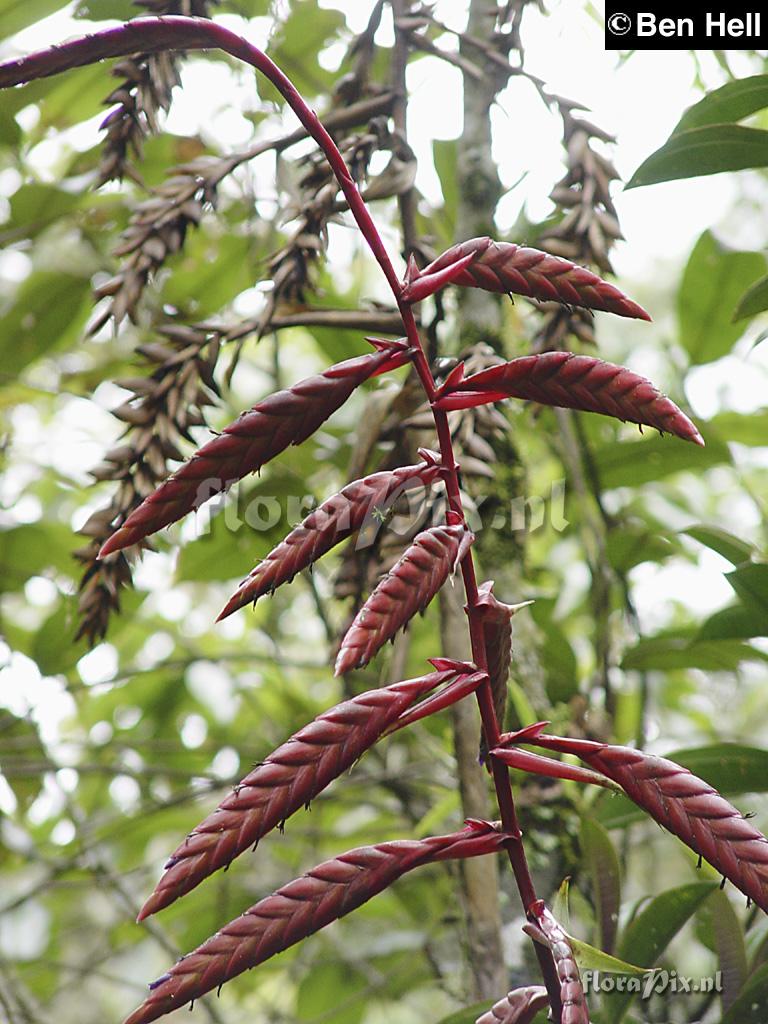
[402,236,650,320]
[218,453,443,620]
[525,901,590,1024]
[139,665,478,920]
[99,340,411,556]
[435,351,703,446]
[125,821,511,1024]
[335,523,474,675]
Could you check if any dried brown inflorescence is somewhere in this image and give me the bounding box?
[140,664,478,919]
[96,0,216,186]
[435,351,704,446]
[218,452,444,620]
[125,821,512,1024]
[75,325,220,644]
[402,236,650,320]
[335,523,474,675]
[99,340,411,557]
[475,986,549,1024]
[525,901,590,1024]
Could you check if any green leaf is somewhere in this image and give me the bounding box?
[606,525,676,573]
[569,936,653,977]
[433,138,458,242]
[434,1003,499,1024]
[591,430,729,490]
[31,600,83,675]
[0,709,48,811]
[627,125,768,189]
[4,183,84,242]
[670,742,768,796]
[678,231,767,365]
[683,525,754,565]
[0,0,67,37]
[719,962,768,1023]
[733,274,768,321]
[0,271,92,378]
[74,0,136,18]
[621,635,768,671]
[581,818,621,955]
[529,598,578,703]
[0,523,77,589]
[675,75,768,132]
[699,603,767,640]
[296,960,367,1024]
[702,889,747,1011]
[257,0,345,104]
[726,563,768,616]
[605,882,718,1021]
[710,408,768,446]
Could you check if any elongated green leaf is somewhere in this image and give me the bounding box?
[678,231,767,364]
[627,125,768,189]
[569,936,652,977]
[734,274,768,321]
[683,526,754,565]
[704,889,747,1011]
[0,271,92,378]
[675,75,768,133]
[591,431,730,490]
[699,603,767,640]
[719,962,768,1023]
[621,635,767,671]
[0,0,67,37]
[0,709,48,811]
[710,408,768,446]
[581,818,621,955]
[726,563,768,616]
[671,743,768,795]
[605,882,717,1021]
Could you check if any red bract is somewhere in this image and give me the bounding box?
[475,986,549,1024]
[402,236,650,320]
[98,339,411,557]
[138,665,475,920]
[218,451,443,620]
[513,728,768,913]
[435,351,704,446]
[476,581,530,758]
[526,901,590,1024]
[125,821,512,1024]
[335,523,474,674]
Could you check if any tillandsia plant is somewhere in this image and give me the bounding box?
[2,12,766,1024]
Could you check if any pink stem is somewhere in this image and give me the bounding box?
[0,17,561,1016]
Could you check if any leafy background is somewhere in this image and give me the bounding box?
[0,3,767,1024]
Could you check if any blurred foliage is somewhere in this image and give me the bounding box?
[0,4,767,1024]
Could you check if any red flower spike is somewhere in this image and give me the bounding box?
[335,524,474,675]
[403,236,650,320]
[475,986,549,1024]
[526,901,590,1024]
[401,249,485,304]
[524,733,768,912]
[99,340,411,558]
[217,454,444,620]
[125,823,512,1024]
[475,581,532,759]
[139,667,462,920]
[436,351,704,446]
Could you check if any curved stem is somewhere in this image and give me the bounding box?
[0,16,559,1016]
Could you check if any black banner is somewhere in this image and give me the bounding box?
[605,5,766,49]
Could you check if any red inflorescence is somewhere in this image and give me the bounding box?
[335,523,474,674]
[435,351,704,446]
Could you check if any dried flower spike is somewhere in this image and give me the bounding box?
[335,523,474,675]
[125,822,511,1024]
[436,351,704,446]
[99,340,411,557]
